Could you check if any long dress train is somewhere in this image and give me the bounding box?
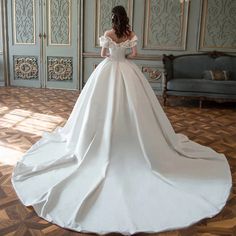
[11,34,232,235]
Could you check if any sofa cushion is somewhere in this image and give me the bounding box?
[172,55,236,80]
[202,70,230,80]
[167,78,236,95]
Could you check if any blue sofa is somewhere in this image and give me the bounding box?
[162,51,236,107]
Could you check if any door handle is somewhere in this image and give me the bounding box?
[39,33,47,39]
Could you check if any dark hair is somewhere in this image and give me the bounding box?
[111,5,131,38]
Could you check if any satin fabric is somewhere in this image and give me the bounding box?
[11,34,232,235]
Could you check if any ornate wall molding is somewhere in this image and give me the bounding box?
[142,66,163,81]
[94,0,133,47]
[13,0,36,45]
[141,65,164,94]
[143,0,189,50]
[48,0,72,46]
[14,56,38,80]
[47,57,73,81]
[199,0,236,51]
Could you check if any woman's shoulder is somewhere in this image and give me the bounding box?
[103,29,136,39]
[128,31,136,39]
[104,30,113,37]
[99,29,137,48]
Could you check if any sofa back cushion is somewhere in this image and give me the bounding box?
[172,54,236,80]
[202,70,230,80]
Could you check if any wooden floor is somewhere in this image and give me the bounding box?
[0,87,235,236]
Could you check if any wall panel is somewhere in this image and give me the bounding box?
[143,0,189,50]
[199,0,236,51]
[94,0,133,47]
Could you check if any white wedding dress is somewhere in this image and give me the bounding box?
[11,34,232,235]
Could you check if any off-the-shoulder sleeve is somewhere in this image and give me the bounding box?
[99,36,110,48]
[126,35,138,48]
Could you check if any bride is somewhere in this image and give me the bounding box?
[11,5,232,235]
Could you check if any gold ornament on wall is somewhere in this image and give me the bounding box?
[48,57,73,81]
[14,56,38,80]
[142,67,162,80]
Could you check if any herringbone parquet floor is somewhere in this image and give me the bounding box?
[0,87,235,236]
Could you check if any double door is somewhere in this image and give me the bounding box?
[7,0,78,89]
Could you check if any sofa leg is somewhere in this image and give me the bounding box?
[199,100,202,108]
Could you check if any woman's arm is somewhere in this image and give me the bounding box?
[126,46,137,59]
[101,47,110,58]
[100,30,110,58]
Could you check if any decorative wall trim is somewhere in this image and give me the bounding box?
[94,0,133,47]
[82,52,162,61]
[141,64,164,93]
[13,0,36,45]
[199,0,236,51]
[141,66,163,81]
[143,0,189,50]
[14,56,39,80]
[47,57,73,81]
[48,0,72,46]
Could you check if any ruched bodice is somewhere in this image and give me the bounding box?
[109,47,127,61]
[99,35,138,62]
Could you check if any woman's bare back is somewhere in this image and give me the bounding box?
[104,29,135,44]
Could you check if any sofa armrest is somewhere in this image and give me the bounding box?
[162,54,174,82]
[162,54,175,99]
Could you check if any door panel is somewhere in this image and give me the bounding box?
[44,0,78,89]
[7,0,78,89]
[8,0,42,87]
